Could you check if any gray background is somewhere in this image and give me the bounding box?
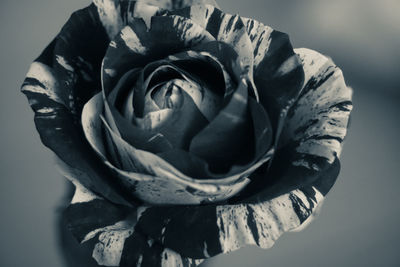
[1,0,399,266]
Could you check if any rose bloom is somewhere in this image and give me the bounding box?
[21,0,352,266]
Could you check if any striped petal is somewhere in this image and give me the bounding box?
[102,15,215,91]
[21,5,132,206]
[133,48,352,259]
[63,181,203,267]
[136,186,325,259]
[242,17,305,141]
[189,78,253,172]
[93,0,219,38]
[170,5,254,74]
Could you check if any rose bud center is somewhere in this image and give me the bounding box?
[136,77,223,150]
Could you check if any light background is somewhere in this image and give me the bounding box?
[0,0,399,266]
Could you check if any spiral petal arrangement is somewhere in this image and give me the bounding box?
[21,1,352,266]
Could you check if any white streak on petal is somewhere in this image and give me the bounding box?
[133,3,160,28]
[137,206,148,220]
[93,0,123,39]
[137,255,143,267]
[36,107,55,114]
[120,26,147,54]
[22,62,65,105]
[203,242,210,258]
[55,55,74,72]
[295,48,330,82]
[71,179,100,205]
[292,159,312,169]
[160,249,185,267]
[92,218,135,266]
[104,68,117,77]
[147,133,163,143]
[171,15,215,46]
[233,91,247,104]
[109,41,117,48]
[84,216,135,243]
[276,54,300,76]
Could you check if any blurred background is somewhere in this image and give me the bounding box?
[0,0,399,266]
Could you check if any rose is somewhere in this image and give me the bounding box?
[81,4,279,205]
[21,0,353,266]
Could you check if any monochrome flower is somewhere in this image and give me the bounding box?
[21,0,352,266]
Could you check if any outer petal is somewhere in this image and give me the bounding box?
[171,5,254,73]
[64,180,203,267]
[21,5,132,206]
[93,0,220,38]
[133,49,352,259]
[242,17,305,140]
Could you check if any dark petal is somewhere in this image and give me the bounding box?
[136,205,222,259]
[64,182,201,267]
[167,49,235,96]
[156,89,209,149]
[106,68,141,109]
[133,61,185,117]
[107,102,174,153]
[248,97,273,161]
[64,194,131,244]
[189,79,253,173]
[120,230,203,267]
[54,4,110,115]
[243,18,305,139]
[21,5,135,206]
[94,0,220,38]
[135,49,352,259]
[156,149,211,178]
[171,5,254,74]
[102,15,215,91]
[189,41,255,96]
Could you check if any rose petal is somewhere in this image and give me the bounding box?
[132,61,194,117]
[149,86,210,149]
[102,15,215,91]
[107,102,174,153]
[64,181,203,267]
[63,178,131,243]
[248,97,273,161]
[81,92,108,159]
[189,78,253,172]
[93,0,220,38]
[242,17,305,140]
[21,5,131,206]
[171,5,254,74]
